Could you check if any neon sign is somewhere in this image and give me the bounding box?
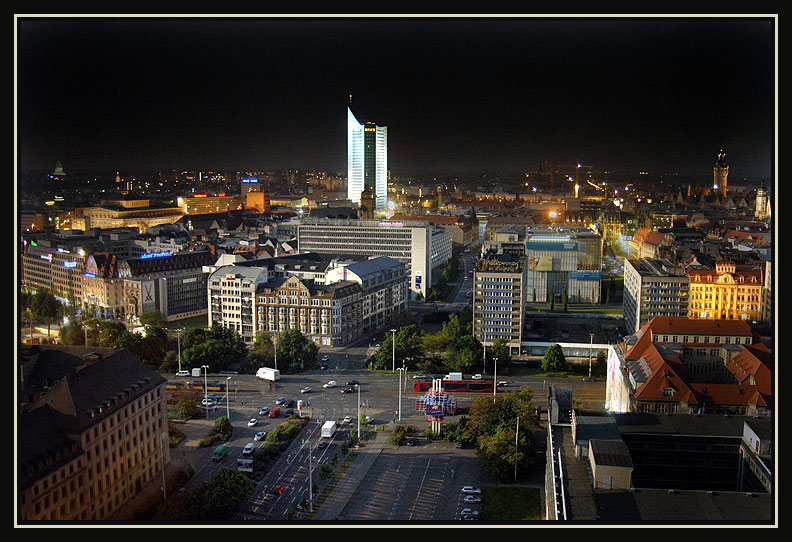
[141,251,172,260]
[64,261,77,268]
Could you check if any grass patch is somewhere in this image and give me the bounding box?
[482,486,542,521]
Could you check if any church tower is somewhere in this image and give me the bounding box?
[755,179,771,220]
[713,148,729,196]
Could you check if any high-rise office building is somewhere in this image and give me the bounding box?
[347,105,387,210]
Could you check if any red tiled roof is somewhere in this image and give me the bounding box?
[644,316,754,338]
[725,343,772,393]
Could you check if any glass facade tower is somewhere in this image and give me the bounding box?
[348,107,387,210]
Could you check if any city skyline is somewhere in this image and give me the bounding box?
[16,16,775,179]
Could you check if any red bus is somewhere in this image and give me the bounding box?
[413,380,494,393]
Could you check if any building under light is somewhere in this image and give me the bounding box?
[347,106,387,210]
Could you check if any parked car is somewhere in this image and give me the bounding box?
[497,381,508,387]
[340,387,355,394]
[176,370,190,377]
[346,380,359,386]
[258,407,269,416]
[317,441,328,449]
[323,381,336,388]
[471,374,482,380]
[463,495,481,503]
[365,416,374,423]
[343,415,352,423]
[272,485,285,495]
[242,442,255,455]
[201,398,217,406]
[284,399,295,407]
[405,437,415,446]
[460,508,479,516]
[254,431,267,441]
[275,397,287,405]
[461,486,481,494]
[321,354,330,362]
[413,374,427,379]
[268,407,280,418]
[301,386,312,393]
[247,418,257,427]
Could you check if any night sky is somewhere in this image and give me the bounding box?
[16,16,775,179]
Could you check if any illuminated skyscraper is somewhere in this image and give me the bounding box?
[347,104,387,210]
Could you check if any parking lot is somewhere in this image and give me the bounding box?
[334,438,486,522]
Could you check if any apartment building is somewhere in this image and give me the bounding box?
[209,256,408,346]
[687,259,765,322]
[623,258,690,334]
[472,252,527,355]
[293,218,452,300]
[524,227,602,304]
[17,346,168,521]
[606,317,771,417]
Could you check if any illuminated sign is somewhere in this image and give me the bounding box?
[378,221,404,228]
[84,273,96,278]
[40,253,53,262]
[140,251,172,260]
[241,178,258,183]
[64,261,77,268]
[194,194,207,198]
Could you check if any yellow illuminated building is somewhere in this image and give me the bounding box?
[687,260,764,322]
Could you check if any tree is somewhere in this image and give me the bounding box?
[541,343,567,373]
[30,289,62,340]
[488,337,512,372]
[371,324,425,371]
[276,328,319,372]
[205,467,255,519]
[252,330,275,363]
[181,325,249,372]
[450,334,483,373]
[139,309,167,328]
[562,288,568,312]
[548,288,554,311]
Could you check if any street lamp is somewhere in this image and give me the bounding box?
[391,328,397,373]
[493,357,498,403]
[588,333,594,379]
[159,432,168,501]
[176,328,183,373]
[225,376,232,419]
[397,364,407,421]
[201,365,210,419]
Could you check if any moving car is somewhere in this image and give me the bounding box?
[254,431,267,441]
[321,354,330,362]
[201,398,217,406]
[471,374,482,380]
[316,441,328,449]
[242,442,255,455]
[176,370,190,377]
[272,485,285,495]
[365,416,374,423]
[413,374,427,379]
[247,418,258,427]
[405,437,415,446]
[461,486,481,494]
[323,381,336,388]
[301,386,312,393]
[497,381,509,387]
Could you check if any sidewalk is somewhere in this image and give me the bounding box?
[312,429,389,521]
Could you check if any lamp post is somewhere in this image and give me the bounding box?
[176,328,183,373]
[226,376,232,419]
[202,365,210,419]
[159,432,168,501]
[588,333,594,379]
[493,357,498,403]
[357,383,361,446]
[391,328,397,373]
[82,325,89,346]
[397,365,407,421]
